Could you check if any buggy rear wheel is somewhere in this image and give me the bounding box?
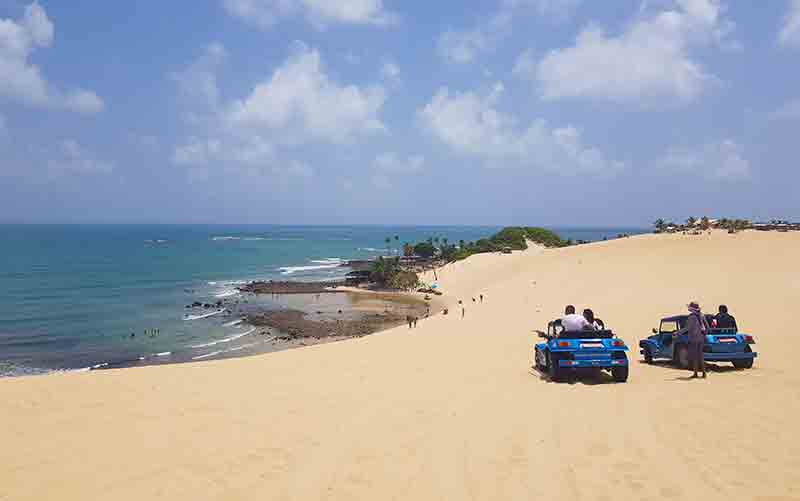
[733,346,754,369]
[548,353,563,382]
[643,347,653,364]
[612,365,628,383]
[534,347,546,371]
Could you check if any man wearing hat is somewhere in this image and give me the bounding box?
[686,301,710,378]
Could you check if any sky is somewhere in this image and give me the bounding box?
[0,0,798,226]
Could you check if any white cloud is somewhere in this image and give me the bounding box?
[63,90,104,114]
[171,43,226,109]
[532,0,733,104]
[437,28,492,64]
[779,0,800,47]
[437,1,579,64]
[49,139,113,174]
[0,3,104,113]
[222,0,398,29]
[512,48,537,78]
[225,44,385,145]
[504,0,581,20]
[771,98,800,119]
[379,61,400,84]
[173,138,222,166]
[173,43,385,177]
[373,152,424,173]
[417,83,624,176]
[657,139,750,180]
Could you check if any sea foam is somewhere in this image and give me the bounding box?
[189,328,256,349]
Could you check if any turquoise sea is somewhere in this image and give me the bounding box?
[0,225,645,376]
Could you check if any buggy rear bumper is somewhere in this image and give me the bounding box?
[558,358,628,368]
[704,352,757,361]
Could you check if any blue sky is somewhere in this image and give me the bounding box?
[1,0,798,225]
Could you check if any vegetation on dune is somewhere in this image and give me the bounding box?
[371,227,565,290]
[653,217,753,233]
[370,256,420,291]
[424,227,566,264]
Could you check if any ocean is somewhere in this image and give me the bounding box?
[0,225,646,376]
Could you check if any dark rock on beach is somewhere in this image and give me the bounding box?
[239,280,345,295]
[247,309,407,339]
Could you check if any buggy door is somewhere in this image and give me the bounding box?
[657,320,679,358]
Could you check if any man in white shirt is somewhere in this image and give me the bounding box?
[562,305,590,332]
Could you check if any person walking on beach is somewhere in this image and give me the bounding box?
[413,316,418,328]
[462,306,465,318]
[686,301,709,378]
[407,315,413,329]
[480,294,484,303]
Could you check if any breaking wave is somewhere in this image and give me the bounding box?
[189,328,256,349]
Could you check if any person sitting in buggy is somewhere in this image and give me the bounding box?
[583,308,605,331]
[562,305,590,332]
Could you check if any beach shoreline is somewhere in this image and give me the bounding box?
[2,229,799,500]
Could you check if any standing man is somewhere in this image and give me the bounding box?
[715,305,738,331]
[686,301,709,379]
[480,294,484,303]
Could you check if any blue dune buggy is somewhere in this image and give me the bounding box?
[639,315,757,369]
[534,319,630,382]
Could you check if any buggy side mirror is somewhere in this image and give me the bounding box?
[652,328,658,334]
[534,330,548,339]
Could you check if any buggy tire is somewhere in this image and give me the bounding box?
[733,346,754,369]
[534,348,546,371]
[643,347,653,364]
[548,353,563,382]
[612,365,629,383]
[675,345,689,369]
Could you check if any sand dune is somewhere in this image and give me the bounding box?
[2,230,799,500]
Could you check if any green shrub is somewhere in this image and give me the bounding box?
[413,242,437,258]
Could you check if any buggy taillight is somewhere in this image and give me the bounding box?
[612,340,625,347]
[743,335,755,344]
[558,341,570,347]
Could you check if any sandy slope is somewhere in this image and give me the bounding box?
[2,231,799,500]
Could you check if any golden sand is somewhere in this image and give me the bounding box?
[2,230,799,500]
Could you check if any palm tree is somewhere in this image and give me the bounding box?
[403,242,414,256]
[394,235,399,254]
[433,237,440,245]
[700,216,710,230]
[385,237,391,254]
[686,216,697,227]
[459,239,465,249]
[442,237,448,248]
[653,218,666,233]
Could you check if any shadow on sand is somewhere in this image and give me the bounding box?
[638,359,748,381]
[529,367,622,386]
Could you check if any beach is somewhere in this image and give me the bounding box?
[2,230,799,500]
